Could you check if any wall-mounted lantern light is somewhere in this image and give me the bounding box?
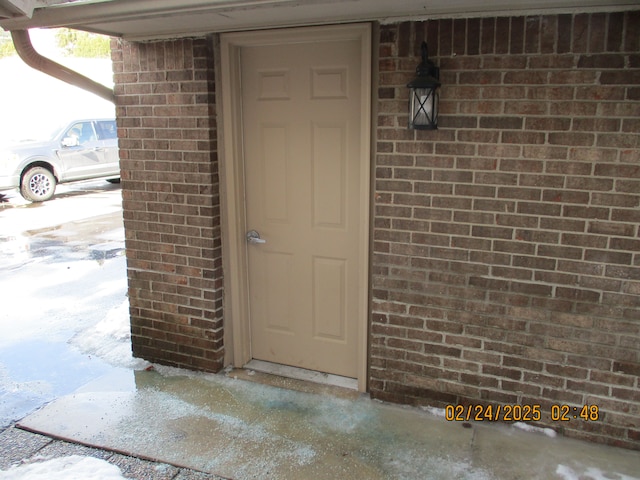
[407,41,441,130]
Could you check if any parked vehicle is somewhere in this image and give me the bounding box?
[0,118,120,202]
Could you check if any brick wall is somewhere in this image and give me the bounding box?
[110,37,224,372]
[371,11,640,449]
[110,11,639,450]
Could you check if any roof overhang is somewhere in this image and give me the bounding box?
[0,0,36,18]
[0,0,638,41]
[0,0,87,20]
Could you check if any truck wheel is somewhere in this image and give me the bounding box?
[20,166,56,202]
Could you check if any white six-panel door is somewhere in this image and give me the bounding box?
[220,24,371,386]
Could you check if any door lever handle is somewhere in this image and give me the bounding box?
[246,230,266,244]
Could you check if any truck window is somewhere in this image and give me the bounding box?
[96,121,118,140]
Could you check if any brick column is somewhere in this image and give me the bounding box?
[111,37,224,372]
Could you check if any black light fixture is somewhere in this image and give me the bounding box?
[407,41,441,130]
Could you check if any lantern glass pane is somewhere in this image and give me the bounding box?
[409,87,437,129]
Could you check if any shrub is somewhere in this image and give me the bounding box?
[55,28,110,58]
[0,32,16,58]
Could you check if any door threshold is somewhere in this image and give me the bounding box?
[244,360,358,391]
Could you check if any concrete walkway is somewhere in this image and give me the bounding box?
[4,366,640,479]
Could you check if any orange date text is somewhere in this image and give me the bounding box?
[445,404,541,422]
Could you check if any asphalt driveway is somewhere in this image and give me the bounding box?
[0,180,134,427]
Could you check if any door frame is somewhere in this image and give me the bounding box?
[218,23,371,392]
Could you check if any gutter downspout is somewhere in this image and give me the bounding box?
[10,29,114,103]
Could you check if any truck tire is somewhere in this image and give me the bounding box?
[20,166,56,202]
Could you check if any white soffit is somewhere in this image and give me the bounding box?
[0,0,36,18]
[0,0,638,40]
[0,0,101,20]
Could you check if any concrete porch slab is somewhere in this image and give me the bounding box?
[16,366,640,480]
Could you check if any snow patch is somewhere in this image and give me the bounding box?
[70,299,146,369]
[512,421,557,438]
[0,456,127,480]
[556,464,640,480]
[422,406,447,418]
